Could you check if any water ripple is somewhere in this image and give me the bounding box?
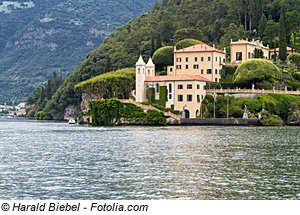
[0,118,299,200]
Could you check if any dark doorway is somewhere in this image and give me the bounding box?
[184,109,190,119]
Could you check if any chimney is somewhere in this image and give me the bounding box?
[213,44,215,49]
[231,39,233,43]
[224,47,227,53]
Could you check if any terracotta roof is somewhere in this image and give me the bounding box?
[145,74,212,82]
[174,44,226,54]
[270,47,294,52]
[231,39,269,49]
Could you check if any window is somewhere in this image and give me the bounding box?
[176,65,182,69]
[186,57,189,62]
[195,57,198,62]
[201,57,204,61]
[187,84,192,89]
[178,84,183,89]
[252,53,254,59]
[178,95,183,102]
[201,69,204,74]
[156,83,159,93]
[219,70,221,75]
[219,78,221,82]
[216,57,218,61]
[223,58,226,63]
[248,52,251,59]
[201,94,204,100]
[219,57,222,65]
[197,84,200,89]
[236,52,242,61]
[207,69,212,74]
[187,95,192,102]
[215,78,218,82]
[170,67,173,72]
[138,68,140,74]
[197,95,200,102]
[215,69,218,74]
[176,57,182,62]
[186,64,189,69]
[148,70,150,75]
[208,56,211,61]
[169,94,172,99]
[194,64,199,69]
[169,84,172,93]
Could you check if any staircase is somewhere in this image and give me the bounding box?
[118,99,181,121]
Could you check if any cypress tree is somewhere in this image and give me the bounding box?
[279,13,287,61]
[47,80,52,100]
[105,56,111,73]
[237,25,245,39]
[156,33,162,50]
[40,87,45,103]
[258,14,267,39]
[273,41,277,61]
[150,36,155,57]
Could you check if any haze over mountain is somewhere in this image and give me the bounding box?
[0,0,157,103]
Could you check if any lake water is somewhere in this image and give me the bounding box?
[0,118,299,200]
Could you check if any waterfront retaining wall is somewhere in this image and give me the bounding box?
[181,118,259,126]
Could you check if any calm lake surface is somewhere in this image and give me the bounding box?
[0,118,299,200]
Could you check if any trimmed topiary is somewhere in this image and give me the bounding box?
[152,46,174,70]
[233,59,282,85]
[175,39,203,50]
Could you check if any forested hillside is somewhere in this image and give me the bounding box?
[0,0,157,104]
[28,0,300,119]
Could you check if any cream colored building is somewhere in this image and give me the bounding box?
[167,44,226,83]
[230,39,269,63]
[269,47,295,59]
[136,54,211,119]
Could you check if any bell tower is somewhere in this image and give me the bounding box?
[146,57,155,77]
[136,55,146,102]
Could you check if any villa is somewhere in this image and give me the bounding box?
[230,39,269,63]
[135,43,225,118]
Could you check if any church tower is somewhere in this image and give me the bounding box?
[146,57,155,77]
[136,55,146,102]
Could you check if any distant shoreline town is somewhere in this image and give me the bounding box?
[0,102,27,117]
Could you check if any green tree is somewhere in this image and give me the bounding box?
[264,17,278,49]
[46,79,52,100]
[279,13,287,61]
[150,36,155,57]
[152,46,174,71]
[288,53,300,70]
[258,14,267,39]
[254,48,264,58]
[286,10,299,52]
[219,23,238,47]
[237,25,245,39]
[233,59,282,85]
[105,56,111,73]
[156,33,162,50]
[173,28,206,43]
[175,39,203,50]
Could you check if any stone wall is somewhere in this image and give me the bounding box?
[181,118,259,126]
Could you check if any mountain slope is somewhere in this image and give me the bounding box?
[0,0,157,103]
[29,0,300,119]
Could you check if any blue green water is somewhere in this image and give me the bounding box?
[0,118,299,200]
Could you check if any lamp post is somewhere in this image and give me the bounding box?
[213,90,216,119]
[227,89,229,119]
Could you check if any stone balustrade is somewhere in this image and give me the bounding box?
[207,88,300,95]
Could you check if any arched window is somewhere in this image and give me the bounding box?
[138,68,140,74]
